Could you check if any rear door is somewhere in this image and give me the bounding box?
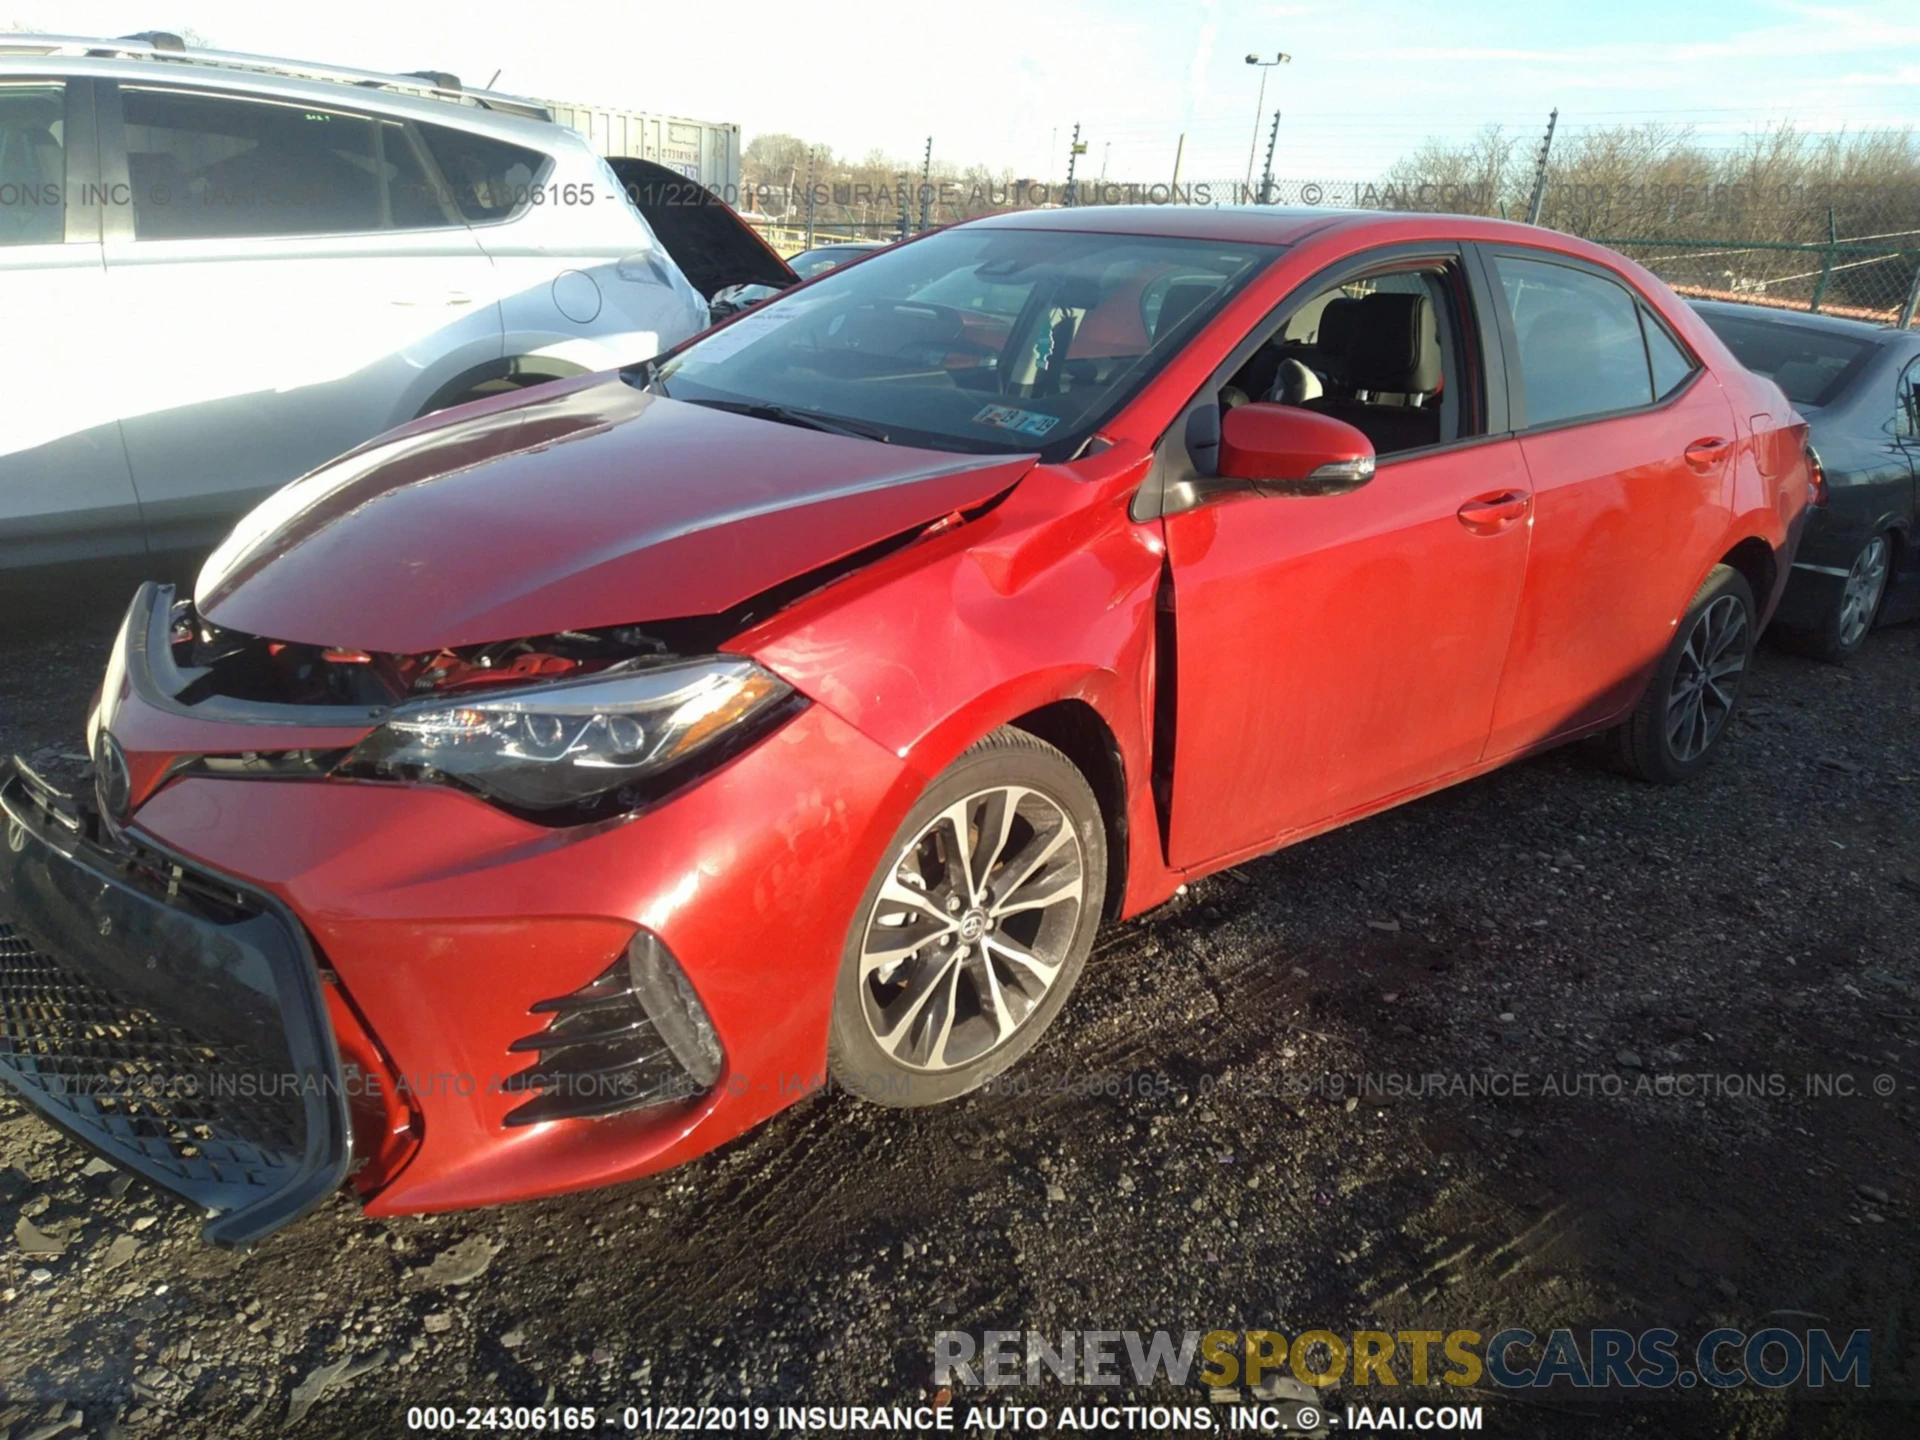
[0,75,145,565]
[1160,243,1534,869]
[1479,247,1739,759]
[98,82,502,551]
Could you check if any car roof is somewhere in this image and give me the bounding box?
[0,33,566,142]
[953,204,1645,260]
[962,204,1347,245]
[1689,297,1910,340]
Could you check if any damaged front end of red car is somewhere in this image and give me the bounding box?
[0,374,1040,1243]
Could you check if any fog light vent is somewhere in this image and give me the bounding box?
[501,931,722,1126]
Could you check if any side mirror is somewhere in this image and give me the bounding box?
[1218,402,1376,497]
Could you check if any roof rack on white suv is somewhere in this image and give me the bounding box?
[0,31,554,121]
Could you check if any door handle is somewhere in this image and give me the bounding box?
[1684,436,1732,471]
[1457,490,1531,534]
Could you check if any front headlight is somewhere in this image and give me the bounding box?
[340,657,796,819]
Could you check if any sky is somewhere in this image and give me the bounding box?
[9,0,1919,183]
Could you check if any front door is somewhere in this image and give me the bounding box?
[1162,254,1532,870]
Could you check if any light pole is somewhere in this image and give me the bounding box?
[1243,52,1291,202]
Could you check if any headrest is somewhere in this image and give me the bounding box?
[1346,292,1441,393]
[1270,357,1324,405]
[1153,281,1220,339]
[1049,276,1105,311]
[1316,296,1362,356]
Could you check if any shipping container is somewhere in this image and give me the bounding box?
[538,100,742,201]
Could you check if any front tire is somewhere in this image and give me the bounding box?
[1615,564,1755,784]
[827,728,1106,1107]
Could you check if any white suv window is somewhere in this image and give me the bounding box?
[121,86,456,240]
[0,81,65,246]
[417,123,547,224]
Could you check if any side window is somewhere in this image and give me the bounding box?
[1493,254,1653,427]
[122,88,396,240]
[376,121,453,229]
[1896,357,1919,441]
[0,82,66,247]
[1218,263,1475,458]
[1641,308,1697,400]
[120,90,460,240]
[416,124,546,223]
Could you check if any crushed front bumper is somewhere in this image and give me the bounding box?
[0,765,350,1246]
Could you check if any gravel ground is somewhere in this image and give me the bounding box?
[0,573,1916,1440]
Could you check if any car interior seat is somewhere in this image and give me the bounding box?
[1301,292,1443,453]
[1152,281,1222,344]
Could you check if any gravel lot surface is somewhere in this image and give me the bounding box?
[0,571,1915,1440]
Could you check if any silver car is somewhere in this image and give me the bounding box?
[0,33,784,568]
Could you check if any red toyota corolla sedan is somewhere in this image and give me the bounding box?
[0,208,1810,1244]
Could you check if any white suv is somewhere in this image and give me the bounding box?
[0,35,782,569]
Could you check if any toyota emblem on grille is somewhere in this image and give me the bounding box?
[95,731,132,823]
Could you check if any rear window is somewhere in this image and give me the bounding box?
[1697,310,1879,408]
[417,124,548,223]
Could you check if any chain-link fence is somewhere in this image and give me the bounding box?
[739,169,1920,325]
[1594,233,1920,323]
[1177,175,1920,324]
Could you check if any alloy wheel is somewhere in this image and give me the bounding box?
[857,785,1086,1073]
[1665,593,1750,763]
[1836,535,1890,652]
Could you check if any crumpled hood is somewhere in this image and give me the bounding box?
[195,374,1035,653]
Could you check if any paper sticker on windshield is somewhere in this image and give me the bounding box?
[972,404,1061,437]
[689,300,818,365]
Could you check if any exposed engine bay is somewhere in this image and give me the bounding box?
[162,509,959,712]
[169,605,693,709]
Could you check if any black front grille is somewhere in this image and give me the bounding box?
[0,923,305,1190]
[502,955,703,1126]
[0,765,351,1246]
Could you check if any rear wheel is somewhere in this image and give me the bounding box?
[827,728,1105,1107]
[1780,531,1891,663]
[1615,564,1755,784]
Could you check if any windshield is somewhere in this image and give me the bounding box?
[651,227,1281,459]
[1698,309,1880,408]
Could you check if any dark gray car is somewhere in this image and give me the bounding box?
[1693,300,1920,660]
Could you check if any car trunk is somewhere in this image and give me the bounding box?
[607,156,796,300]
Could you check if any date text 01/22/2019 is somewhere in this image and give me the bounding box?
[402,1401,1495,1432]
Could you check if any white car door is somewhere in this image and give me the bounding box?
[0,76,145,567]
[98,82,504,551]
